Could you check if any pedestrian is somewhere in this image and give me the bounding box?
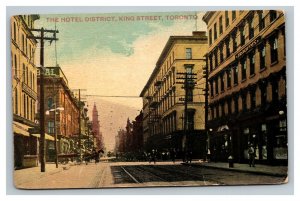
[248,144,256,167]
[207,148,211,163]
[187,150,192,163]
[170,148,176,164]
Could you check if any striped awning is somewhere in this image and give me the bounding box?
[13,122,30,137]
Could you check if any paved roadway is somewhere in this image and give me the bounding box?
[15,161,286,189]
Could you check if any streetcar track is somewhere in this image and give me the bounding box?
[120,166,140,183]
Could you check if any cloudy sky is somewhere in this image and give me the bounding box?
[35,11,206,150]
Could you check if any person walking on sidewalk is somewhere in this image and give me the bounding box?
[248,144,256,167]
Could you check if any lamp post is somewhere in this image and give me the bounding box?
[46,103,64,168]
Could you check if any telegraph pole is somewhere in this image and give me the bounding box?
[176,71,197,158]
[203,56,209,158]
[72,88,87,163]
[29,28,58,172]
[78,89,81,161]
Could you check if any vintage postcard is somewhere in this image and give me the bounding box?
[11,10,288,189]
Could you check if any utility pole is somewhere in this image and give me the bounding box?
[203,56,209,158]
[176,70,197,158]
[29,28,58,172]
[72,89,87,163]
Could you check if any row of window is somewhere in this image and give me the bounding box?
[209,36,280,97]
[150,47,193,97]
[209,79,281,120]
[12,21,36,62]
[208,10,277,46]
[12,53,36,90]
[14,89,36,122]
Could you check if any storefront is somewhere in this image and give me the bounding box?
[13,121,39,169]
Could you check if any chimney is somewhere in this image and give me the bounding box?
[192,31,206,37]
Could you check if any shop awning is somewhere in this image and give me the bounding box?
[31,133,56,141]
[13,122,30,137]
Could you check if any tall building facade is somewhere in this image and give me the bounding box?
[11,15,40,168]
[37,66,80,160]
[203,10,287,164]
[140,31,208,158]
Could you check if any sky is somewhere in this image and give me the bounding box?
[35,11,207,150]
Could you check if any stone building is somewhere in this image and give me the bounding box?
[202,10,287,164]
[11,15,42,169]
[140,31,208,158]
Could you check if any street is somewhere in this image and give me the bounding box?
[14,161,286,189]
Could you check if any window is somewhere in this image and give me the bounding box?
[14,55,17,77]
[249,17,254,39]
[227,69,231,88]
[214,23,217,40]
[221,73,225,92]
[23,94,26,118]
[27,96,29,119]
[240,25,245,46]
[26,66,28,84]
[209,55,213,71]
[259,11,265,31]
[250,89,256,109]
[259,44,266,69]
[225,38,230,58]
[270,37,278,63]
[221,102,225,117]
[250,51,255,75]
[242,93,247,111]
[233,65,238,85]
[241,58,247,80]
[186,48,192,59]
[22,34,25,52]
[210,81,214,97]
[225,11,229,27]
[228,99,232,114]
[13,22,17,41]
[33,74,35,90]
[216,104,219,118]
[214,50,218,68]
[15,89,18,115]
[220,44,224,63]
[209,29,212,45]
[47,97,53,109]
[215,77,219,94]
[219,16,223,35]
[48,121,55,134]
[232,32,237,52]
[270,10,277,22]
[22,64,25,82]
[232,11,236,20]
[260,85,267,106]
[234,97,239,113]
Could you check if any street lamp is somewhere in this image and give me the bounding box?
[46,104,64,168]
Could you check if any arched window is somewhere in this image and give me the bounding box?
[14,55,17,77]
[13,22,17,41]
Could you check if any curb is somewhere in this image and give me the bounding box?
[181,163,287,177]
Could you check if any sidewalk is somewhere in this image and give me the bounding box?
[182,161,288,177]
[13,163,72,187]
